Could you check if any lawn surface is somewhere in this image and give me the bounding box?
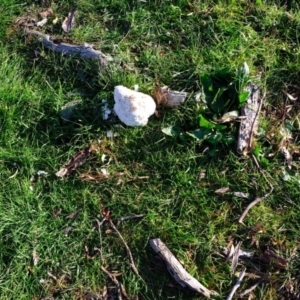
[1,0,300,299]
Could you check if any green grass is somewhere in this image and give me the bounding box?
[1,0,300,299]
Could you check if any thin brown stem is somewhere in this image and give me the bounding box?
[109,219,139,276]
[100,266,122,300]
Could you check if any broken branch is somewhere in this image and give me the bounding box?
[25,29,109,65]
[149,238,218,298]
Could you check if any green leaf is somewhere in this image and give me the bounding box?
[208,147,217,157]
[206,131,223,145]
[222,136,235,145]
[241,62,250,77]
[161,125,181,137]
[199,115,215,129]
[188,128,211,140]
[253,144,261,157]
[215,123,227,131]
[239,91,250,105]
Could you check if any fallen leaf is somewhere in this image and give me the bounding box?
[283,91,298,101]
[214,110,245,123]
[62,10,76,33]
[280,146,292,169]
[100,168,109,176]
[64,226,73,236]
[215,186,230,194]
[257,249,287,269]
[56,145,93,177]
[65,209,81,220]
[101,207,112,221]
[233,192,250,199]
[52,17,59,24]
[83,292,100,300]
[32,249,39,266]
[225,244,235,262]
[231,241,242,274]
[53,208,62,218]
[36,18,48,27]
[154,85,187,107]
[37,170,48,176]
[198,170,206,180]
[39,8,53,18]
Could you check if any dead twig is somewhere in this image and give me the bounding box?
[109,219,139,276]
[226,267,246,300]
[238,276,266,298]
[116,214,144,226]
[238,169,273,224]
[100,266,122,300]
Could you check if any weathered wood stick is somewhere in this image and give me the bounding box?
[237,84,261,154]
[25,29,110,65]
[149,238,218,298]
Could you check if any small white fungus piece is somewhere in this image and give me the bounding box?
[114,85,156,126]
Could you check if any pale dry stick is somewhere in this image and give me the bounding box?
[226,267,247,300]
[108,219,140,276]
[150,238,217,298]
[238,276,266,298]
[100,266,122,300]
